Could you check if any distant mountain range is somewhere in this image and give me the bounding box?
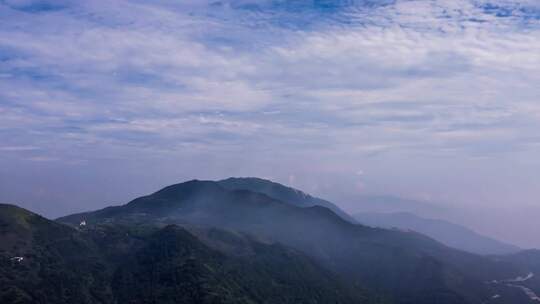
[2,178,540,304]
[350,195,448,218]
[354,212,520,255]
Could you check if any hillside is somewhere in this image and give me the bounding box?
[0,204,112,303]
[0,204,379,304]
[58,179,537,304]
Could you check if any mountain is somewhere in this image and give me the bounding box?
[354,212,520,255]
[110,225,372,304]
[0,204,113,303]
[58,179,537,304]
[218,177,356,223]
[0,203,380,304]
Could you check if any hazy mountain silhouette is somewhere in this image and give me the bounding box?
[351,195,448,218]
[354,212,520,255]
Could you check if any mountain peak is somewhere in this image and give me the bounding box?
[0,203,39,229]
[218,177,356,223]
[152,179,225,198]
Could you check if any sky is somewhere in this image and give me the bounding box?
[0,0,539,248]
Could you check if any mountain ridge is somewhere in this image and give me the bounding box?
[56,178,535,304]
[217,177,357,223]
[354,211,521,255]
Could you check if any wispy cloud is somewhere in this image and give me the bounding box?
[0,145,39,151]
[1,1,540,244]
[1,0,538,159]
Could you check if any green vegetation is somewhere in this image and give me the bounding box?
[3,179,540,304]
[58,180,527,303]
[1,204,379,304]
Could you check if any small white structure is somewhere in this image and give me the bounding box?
[80,220,87,227]
[10,257,24,262]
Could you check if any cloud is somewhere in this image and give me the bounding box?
[0,145,39,151]
[1,1,540,246]
[0,0,538,161]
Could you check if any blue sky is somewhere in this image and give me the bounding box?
[1,0,540,247]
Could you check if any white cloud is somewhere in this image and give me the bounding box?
[1,1,540,245]
[0,145,39,151]
[1,0,539,159]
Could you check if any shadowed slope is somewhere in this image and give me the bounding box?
[0,204,112,304]
[2,203,375,304]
